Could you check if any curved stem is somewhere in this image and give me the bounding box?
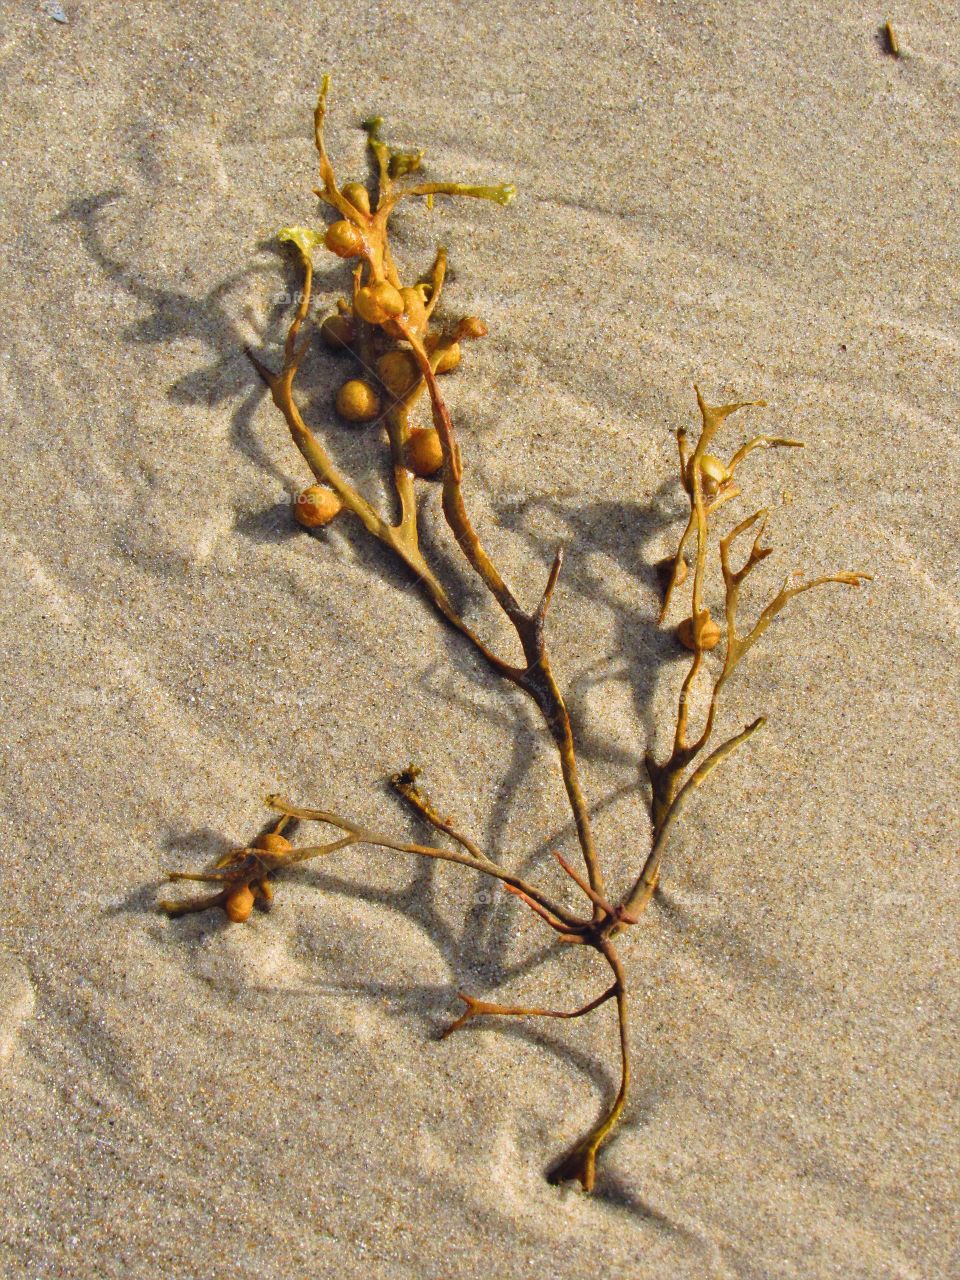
[396,327,606,910]
[247,352,514,680]
[391,767,496,866]
[442,982,617,1037]
[548,942,630,1191]
[265,795,585,929]
[623,717,765,922]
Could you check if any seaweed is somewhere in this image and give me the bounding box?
[161,81,870,1190]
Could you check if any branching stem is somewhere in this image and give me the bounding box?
[160,83,870,1193]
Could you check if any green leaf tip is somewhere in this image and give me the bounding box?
[453,182,517,206]
[389,149,425,178]
[277,225,323,258]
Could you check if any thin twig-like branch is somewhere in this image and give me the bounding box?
[404,338,607,910]
[548,942,630,1191]
[265,795,585,930]
[390,765,496,867]
[442,982,617,1038]
[625,718,765,922]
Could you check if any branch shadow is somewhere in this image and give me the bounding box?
[495,486,684,754]
[61,186,519,632]
[147,821,625,1095]
[651,887,817,1006]
[590,1168,688,1237]
[56,191,286,484]
[66,185,690,1175]
[397,483,684,962]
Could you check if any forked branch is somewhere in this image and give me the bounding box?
[159,82,871,1193]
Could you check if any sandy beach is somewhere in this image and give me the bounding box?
[0,2,957,1275]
